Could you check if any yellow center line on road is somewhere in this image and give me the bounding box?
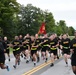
[22,60,51,75]
[22,56,62,75]
[28,60,52,75]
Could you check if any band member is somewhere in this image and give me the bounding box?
[70,31,76,75]
[0,36,10,71]
[60,34,70,66]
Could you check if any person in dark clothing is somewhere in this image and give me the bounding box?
[31,36,38,66]
[11,36,22,69]
[0,36,10,71]
[60,34,70,67]
[70,31,76,75]
[22,34,31,63]
[54,33,60,59]
[35,34,42,63]
[4,36,10,61]
[19,35,24,58]
[49,34,59,67]
[41,34,50,62]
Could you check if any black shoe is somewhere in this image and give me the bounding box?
[21,54,23,58]
[24,57,26,59]
[45,58,48,63]
[50,63,54,67]
[65,62,68,67]
[26,60,29,63]
[66,62,68,64]
[34,63,36,66]
[57,56,59,59]
[9,58,10,62]
[13,65,16,69]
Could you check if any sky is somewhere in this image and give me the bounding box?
[17,0,76,29]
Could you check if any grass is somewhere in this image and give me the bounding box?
[69,36,74,40]
[9,47,13,54]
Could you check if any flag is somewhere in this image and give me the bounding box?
[38,22,46,34]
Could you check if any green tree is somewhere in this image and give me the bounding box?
[0,27,3,36]
[44,11,55,33]
[57,20,68,34]
[0,0,19,38]
[53,25,63,35]
[68,26,75,36]
[18,4,44,35]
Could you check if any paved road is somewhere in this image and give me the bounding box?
[0,54,74,75]
[40,59,74,75]
[0,54,49,75]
